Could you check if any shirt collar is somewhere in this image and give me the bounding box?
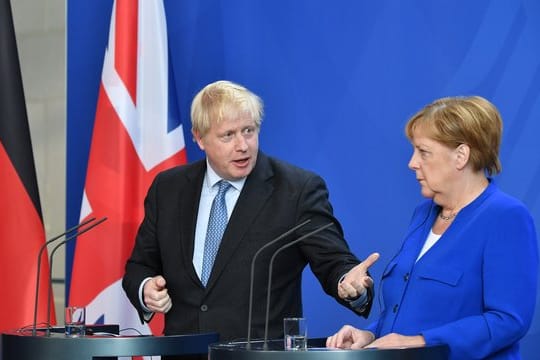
[205,159,246,191]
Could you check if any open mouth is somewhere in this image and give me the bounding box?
[233,157,250,167]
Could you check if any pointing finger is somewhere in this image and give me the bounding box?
[358,252,380,273]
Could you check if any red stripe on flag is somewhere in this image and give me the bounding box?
[0,143,53,331]
[115,0,138,104]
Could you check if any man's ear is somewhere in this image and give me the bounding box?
[455,143,470,170]
[193,130,205,151]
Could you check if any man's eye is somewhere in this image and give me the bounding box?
[242,127,255,137]
[220,133,234,142]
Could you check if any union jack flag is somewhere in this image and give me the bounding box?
[69,0,187,340]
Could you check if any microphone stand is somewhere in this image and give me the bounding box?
[263,222,334,350]
[44,217,108,336]
[32,217,97,336]
[46,241,63,336]
[246,219,311,349]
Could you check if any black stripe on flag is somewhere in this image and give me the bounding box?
[0,0,43,218]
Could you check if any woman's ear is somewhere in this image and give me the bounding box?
[455,143,470,170]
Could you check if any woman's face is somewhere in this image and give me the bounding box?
[408,128,459,200]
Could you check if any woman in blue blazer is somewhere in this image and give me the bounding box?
[327,96,538,359]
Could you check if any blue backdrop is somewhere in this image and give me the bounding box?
[67,1,540,358]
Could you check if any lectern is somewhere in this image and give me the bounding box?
[1,325,219,360]
[209,338,448,360]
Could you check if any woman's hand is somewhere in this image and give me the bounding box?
[326,325,375,349]
[364,333,425,349]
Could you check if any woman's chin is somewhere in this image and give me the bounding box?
[420,187,435,199]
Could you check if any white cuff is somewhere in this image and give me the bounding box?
[138,277,154,314]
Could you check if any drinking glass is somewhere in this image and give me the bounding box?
[65,306,86,337]
[283,317,307,350]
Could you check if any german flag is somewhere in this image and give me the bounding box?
[0,0,54,331]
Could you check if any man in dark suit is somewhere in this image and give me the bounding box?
[122,80,379,350]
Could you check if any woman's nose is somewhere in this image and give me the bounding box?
[408,152,418,170]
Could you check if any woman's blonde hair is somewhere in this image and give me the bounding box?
[405,96,502,175]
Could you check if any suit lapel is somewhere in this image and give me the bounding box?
[206,153,274,289]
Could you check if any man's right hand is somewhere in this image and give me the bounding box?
[143,275,172,314]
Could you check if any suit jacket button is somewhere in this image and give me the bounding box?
[200,304,208,312]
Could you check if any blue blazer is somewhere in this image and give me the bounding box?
[368,181,538,359]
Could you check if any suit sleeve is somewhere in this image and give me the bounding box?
[296,173,374,317]
[122,174,163,323]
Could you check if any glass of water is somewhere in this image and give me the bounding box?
[283,317,307,350]
[65,306,86,337]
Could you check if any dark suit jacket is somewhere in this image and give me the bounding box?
[122,151,371,341]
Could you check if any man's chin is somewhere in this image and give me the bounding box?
[227,167,254,180]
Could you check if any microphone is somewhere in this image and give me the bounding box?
[31,217,103,336]
[263,222,334,350]
[32,217,98,335]
[246,219,311,348]
[44,217,108,336]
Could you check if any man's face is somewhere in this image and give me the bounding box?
[194,110,259,181]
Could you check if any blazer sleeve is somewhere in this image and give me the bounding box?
[295,173,373,317]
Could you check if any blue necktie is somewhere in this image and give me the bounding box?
[201,180,231,286]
